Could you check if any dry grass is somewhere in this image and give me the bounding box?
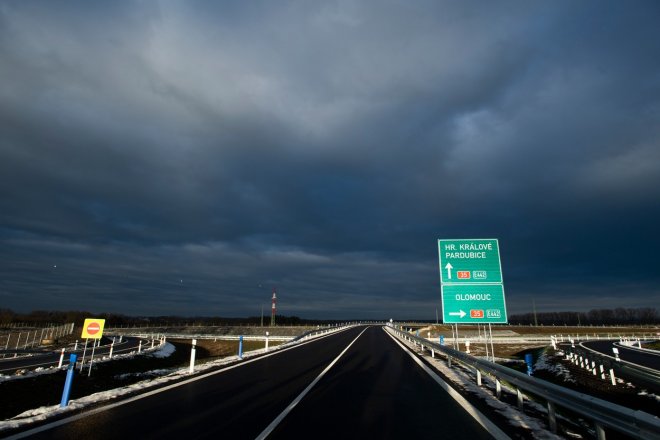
[170,338,284,359]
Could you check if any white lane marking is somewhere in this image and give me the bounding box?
[255,327,369,440]
[384,328,511,440]
[3,327,357,440]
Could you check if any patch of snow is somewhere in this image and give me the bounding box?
[115,369,173,380]
[146,342,175,359]
[637,391,660,403]
[534,350,576,383]
[0,365,65,384]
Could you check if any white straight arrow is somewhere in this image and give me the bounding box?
[445,263,453,279]
[449,310,466,318]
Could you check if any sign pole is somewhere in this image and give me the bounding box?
[482,325,489,359]
[79,338,89,372]
[489,323,495,361]
[88,341,96,376]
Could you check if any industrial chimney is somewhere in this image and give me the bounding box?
[271,288,277,326]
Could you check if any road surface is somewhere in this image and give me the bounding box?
[6,326,502,439]
[582,340,660,370]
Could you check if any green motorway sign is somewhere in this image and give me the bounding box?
[441,284,507,324]
[438,238,508,324]
[438,239,502,284]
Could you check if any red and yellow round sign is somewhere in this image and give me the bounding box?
[81,318,105,339]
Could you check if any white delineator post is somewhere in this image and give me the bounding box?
[109,339,114,359]
[265,332,269,351]
[138,341,142,353]
[189,339,197,374]
[58,348,65,368]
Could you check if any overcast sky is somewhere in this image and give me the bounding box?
[1,1,659,319]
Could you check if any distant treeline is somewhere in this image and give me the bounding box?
[509,307,658,326]
[0,309,336,327]
[2,307,657,327]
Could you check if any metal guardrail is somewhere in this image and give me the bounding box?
[571,343,660,394]
[131,324,357,345]
[387,326,660,440]
[290,324,357,342]
[130,333,292,342]
[615,341,660,355]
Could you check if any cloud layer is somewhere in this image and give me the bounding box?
[1,1,659,318]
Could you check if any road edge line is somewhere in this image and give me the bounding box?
[384,327,511,440]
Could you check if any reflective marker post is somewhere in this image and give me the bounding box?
[60,353,78,408]
[238,335,244,359]
[189,339,197,374]
[57,348,65,368]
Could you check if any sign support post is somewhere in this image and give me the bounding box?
[88,342,96,376]
[488,323,495,361]
[80,339,88,372]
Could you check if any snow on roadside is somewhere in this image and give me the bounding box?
[145,342,175,358]
[387,328,566,440]
[534,349,576,383]
[638,390,660,403]
[115,369,174,380]
[0,326,350,432]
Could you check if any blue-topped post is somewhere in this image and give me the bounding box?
[238,335,243,359]
[439,335,445,346]
[60,353,78,407]
[525,353,533,376]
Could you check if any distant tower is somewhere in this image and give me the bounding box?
[271,288,277,326]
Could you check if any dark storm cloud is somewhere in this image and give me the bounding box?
[1,1,659,318]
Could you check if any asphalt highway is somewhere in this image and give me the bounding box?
[582,340,660,370]
[6,326,500,439]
